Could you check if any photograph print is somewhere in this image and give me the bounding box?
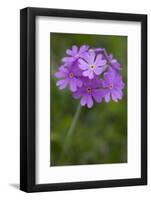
[50,32,127,167]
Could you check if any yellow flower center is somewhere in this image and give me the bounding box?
[69,72,74,78]
[87,87,91,93]
[109,84,113,89]
[90,64,94,70]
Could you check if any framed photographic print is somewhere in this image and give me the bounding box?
[20,7,147,192]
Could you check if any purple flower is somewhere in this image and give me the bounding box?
[107,54,121,70]
[102,68,125,102]
[72,77,103,108]
[89,48,105,54]
[55,63,82,92]
[79,52,107,79]
[62,45,89,64]
[54,45,125,108]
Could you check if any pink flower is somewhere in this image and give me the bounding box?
[107,54,121,70]
[55,45,125,108]
[102,68,125,102]
[72,77,103,108]
[79,52,107,79]
[62,45,89,64]
[55,63,82,92]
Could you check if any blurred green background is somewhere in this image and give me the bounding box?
[50,33,127,166]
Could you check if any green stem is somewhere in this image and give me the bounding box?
[62,103,82,154]
[66,104,81,140]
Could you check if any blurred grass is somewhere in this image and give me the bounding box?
[50,32,127,166]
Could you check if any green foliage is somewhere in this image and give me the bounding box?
[50,33,127,166]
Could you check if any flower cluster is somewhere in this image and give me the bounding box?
[54,45,125,108]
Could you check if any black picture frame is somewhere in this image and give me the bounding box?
[20,7,147,192]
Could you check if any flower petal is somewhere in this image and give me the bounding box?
[89,51,95,63]
[62,57,75,63]
[108,53,113,60]
[72,45,78,54]
[104,92,110,102]
[94,48,105,53]
[79,59,89,70]
[83,70,90,77]
[95,55,107,67]
[94,66,106,75]
[56,79,69,90]
[81,52,92,63]
[88,70,94,79]
[79,45,89,54]
[112,89,123,100]
[104,69,116,83]
[111,59,121,69]
[112,92,118,102]
[76,78,83,87]
[72,89,83,99]
[92,89,102,103]
[69,78,77,92]
[83,70,94,79]
[94,54,102,65]
[66,49,74,56]
[56,79,65,86]
[87,95,93,108]
[54,71,66,78]
[80,94,88,106]
[59,65,68,72]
